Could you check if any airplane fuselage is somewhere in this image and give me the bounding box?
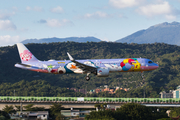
[14,43,159,80]
[15,58,158,74]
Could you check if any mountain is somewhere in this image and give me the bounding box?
[21,37,102,44]
[116,21,180,45]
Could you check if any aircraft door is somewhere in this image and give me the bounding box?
[140,58,145,70]
[95,60,100,67]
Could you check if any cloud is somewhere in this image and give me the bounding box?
[51,6,63,14]
[0,35,21,46]
[38,19,47,23]
[0,13,11,19]
[165,14,176,20]
[26,6,31,11]
[109,0,142,8]
[0,11,16,19]
[26,6,43,12]
[34,6,43,12]
[39,19,73,28]
[137,1,172,17]
[0,20,16,30]
[84,11,111,18]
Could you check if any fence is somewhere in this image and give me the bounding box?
[0,96,179,103]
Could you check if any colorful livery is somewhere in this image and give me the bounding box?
[15,43,159,80]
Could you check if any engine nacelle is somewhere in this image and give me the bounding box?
[58,67,66,74]
[96,68,109,77]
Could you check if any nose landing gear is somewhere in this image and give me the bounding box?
[85,72,91,81]
[86,76,90,81]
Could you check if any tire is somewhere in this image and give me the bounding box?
[86,76,90,81]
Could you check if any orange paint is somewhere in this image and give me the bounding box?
[70,64,77,69]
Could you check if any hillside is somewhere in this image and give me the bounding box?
[0,42,180,97]
[21,37,102,44]
[116,22,180,45]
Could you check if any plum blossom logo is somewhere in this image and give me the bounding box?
[20,50,32,61]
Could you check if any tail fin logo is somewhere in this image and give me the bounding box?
[20,50,32,61]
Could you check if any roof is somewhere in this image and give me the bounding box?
[28,111,49,116]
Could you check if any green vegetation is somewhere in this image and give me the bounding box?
[86,103,168,120]
[0,42,180,97]
[169,107,180,118]
[2,105,15,114]
[50,103,65,120]
[0,111,10,120]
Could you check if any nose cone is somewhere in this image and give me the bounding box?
[154,63,159,69]
[140,63,159,71]
[150,63,159,70]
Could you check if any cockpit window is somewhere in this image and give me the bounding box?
[148,61,153,63]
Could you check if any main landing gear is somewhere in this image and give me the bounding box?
[141,71,145,85]
[86,73,91,81]
[141,71,144,79]
[141,71,146,98]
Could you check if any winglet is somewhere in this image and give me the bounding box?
[67,52,74,61]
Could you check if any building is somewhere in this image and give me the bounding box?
[70,88,78,92]
[95,88,101,93]
[10,111,49,120]
[104,88,110,92]
[79,89,86,94]
[173,86,180,98]
[160,85,180,98]
[109,89,114,94]
[61,108,91,119]
[29,111,49,120]
[159,90,173,98]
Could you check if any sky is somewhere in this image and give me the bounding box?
[0,0,180,46]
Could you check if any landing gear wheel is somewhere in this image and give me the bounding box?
[141,72,144,79]
[86,76,90,81]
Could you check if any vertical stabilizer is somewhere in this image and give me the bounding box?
[16,43,39,63]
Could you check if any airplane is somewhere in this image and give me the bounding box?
[15,43,159,81]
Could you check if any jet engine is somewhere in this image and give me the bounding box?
[58,67,66,74]
[96,68,109,77]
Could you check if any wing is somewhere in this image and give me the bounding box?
[67,52,98,73]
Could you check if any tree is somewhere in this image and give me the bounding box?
[0,111,10,120]
[15,105,21,111]
[23,104,34,111]
[85,110,116,120]
[0,115,6,120]
[94,104,100,111]
[50,103,64,116]
[55,113,65,120]
[169,107,180,118]
[117,103,166,120]
[88,103,168,120]
[2,105,15,114]
[23,104,45,111]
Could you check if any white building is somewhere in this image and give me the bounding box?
[173,85,180,98]
[160,85,180,98]
[10,111,49,120]
[159,90,173,98]
[28,111,49,120]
